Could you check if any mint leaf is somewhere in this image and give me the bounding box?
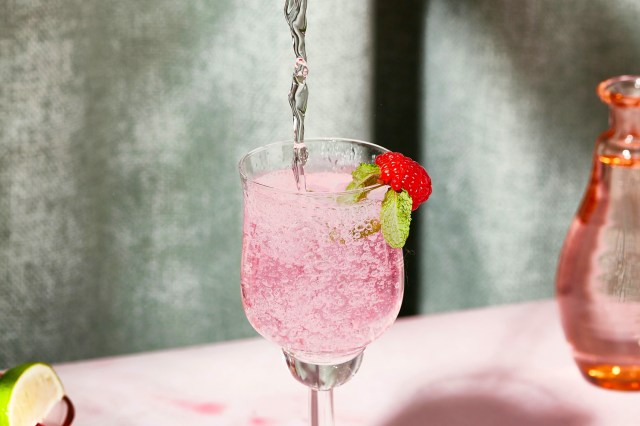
[348,163,380,189]
[380,188,412,248]
[340,163,381,204]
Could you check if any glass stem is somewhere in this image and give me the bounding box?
[310,389,334,426]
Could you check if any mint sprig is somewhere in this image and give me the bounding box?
[347,163,380,189]
[342,163,413,248]
[340,163,381,204]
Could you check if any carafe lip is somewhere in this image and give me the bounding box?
[598,75,640,108]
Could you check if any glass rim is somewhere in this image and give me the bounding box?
[238,137,388,196]
[597,75,640,107]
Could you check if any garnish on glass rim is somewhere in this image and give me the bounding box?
[345,151,432,248]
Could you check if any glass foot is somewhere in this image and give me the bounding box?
[283,350,364,391]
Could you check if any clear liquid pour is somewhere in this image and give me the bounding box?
[285,0,309,191]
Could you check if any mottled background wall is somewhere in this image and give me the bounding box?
[2,0,640,367]
[419,0,640,312]
[0,0,373,366]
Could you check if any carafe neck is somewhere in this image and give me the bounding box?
[610,106,640,138]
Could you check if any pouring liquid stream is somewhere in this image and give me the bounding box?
[285,0,309,191]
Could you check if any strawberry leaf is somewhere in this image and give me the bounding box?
[380,188,412,248]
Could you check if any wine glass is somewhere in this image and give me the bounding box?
[238,138,405,425]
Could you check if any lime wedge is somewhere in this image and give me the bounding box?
[0,363,65,426]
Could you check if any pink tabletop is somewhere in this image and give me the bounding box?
[55,300,640,425]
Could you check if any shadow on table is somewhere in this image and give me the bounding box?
[379,374,593,426]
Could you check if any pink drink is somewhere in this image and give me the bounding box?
[241,170,404,364]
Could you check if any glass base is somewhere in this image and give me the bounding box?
[283,350,364,391]
[577,361,640,391]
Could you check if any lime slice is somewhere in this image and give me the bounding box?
[0,363,65,426]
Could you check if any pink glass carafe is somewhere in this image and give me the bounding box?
[556,75,640,391]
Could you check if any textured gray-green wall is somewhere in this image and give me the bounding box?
[0,1,373,366]
[420,0,640,312]
[5,0,640,366]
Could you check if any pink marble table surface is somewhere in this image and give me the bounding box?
[55,300,640,426]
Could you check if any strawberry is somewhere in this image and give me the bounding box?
[375,152,432,211]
